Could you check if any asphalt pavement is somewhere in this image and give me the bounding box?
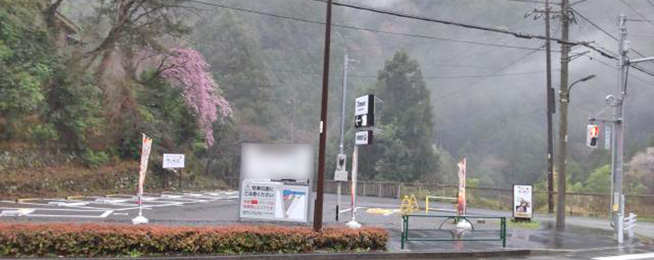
[1,190,652,258]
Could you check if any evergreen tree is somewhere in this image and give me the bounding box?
[194,11,282,142]
[361,51,438,182]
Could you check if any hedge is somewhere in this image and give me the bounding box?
[0,223,388,257]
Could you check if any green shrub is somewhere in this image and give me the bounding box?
[0,223,388,257]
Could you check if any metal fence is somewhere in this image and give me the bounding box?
[224,177,654,217]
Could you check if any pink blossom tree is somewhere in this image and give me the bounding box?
[159,47,231,147]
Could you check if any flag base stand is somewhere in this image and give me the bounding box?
[132,215,148,225]
[346,220,361,229]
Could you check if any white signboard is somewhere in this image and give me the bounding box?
[239,144,312,223]
[240,179,309,222]
[513,184,533,220]
[241,144,313,180]
[355,95,371,116]
[334,171,348,182]
[355,130,373,145]
[162,154,185,169]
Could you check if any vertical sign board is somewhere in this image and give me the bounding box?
[354,94,374,128]
[238,144,313,223]
[162,154,185,169]
[513,185,533,220]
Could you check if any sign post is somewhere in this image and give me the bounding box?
[347,94,375,229]
[513,184,533,221]
[163,154,185,189]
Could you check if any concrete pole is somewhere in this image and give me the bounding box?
[346,145,360,229]
[613,13,628,244]
[555,0,570,230]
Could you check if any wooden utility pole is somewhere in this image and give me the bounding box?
[556,0,570,230]
[314,0,333,232]
[544,0,555,214]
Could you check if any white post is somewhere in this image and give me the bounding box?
[336,182,341,221]
[628,213,636,238]
[346,145,360,229]
[132,192,148,225]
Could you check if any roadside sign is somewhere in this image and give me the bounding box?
[355,130,373,145]
[240,179,310,222]
[354,94,374,128]
[163,154,185,169]
[513,184,533,220]
[334,171,348,182]
[238,144,313,223]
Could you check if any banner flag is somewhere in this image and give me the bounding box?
[457,158,467,216]
[138,133,153,204]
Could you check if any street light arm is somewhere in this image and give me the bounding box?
[568,74,596,92]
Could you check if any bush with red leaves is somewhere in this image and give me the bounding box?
[0,223,388,257]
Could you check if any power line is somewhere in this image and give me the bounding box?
[313,0,598,47]
[619,0,654,28]
[190,0,551,52]
[434,44,546,103]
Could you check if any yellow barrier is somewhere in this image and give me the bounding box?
[400,194,420,214]
[425,195,458,214]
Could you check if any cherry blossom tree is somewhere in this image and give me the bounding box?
[159,47,231,147]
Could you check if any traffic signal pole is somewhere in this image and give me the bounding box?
[613,13,628,244]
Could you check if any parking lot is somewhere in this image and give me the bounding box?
[0,191,240,222]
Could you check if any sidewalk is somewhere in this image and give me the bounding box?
[390,219,640,253]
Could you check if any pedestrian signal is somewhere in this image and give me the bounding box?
[586,125,600,148]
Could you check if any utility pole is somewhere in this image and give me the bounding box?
[613,13,628,244]
[555,0,570,230]
[526,0,556,214]
[314,0,332,232]
[544,0,555,214]
[335,54,353,222]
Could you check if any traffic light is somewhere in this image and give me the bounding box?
[586,125,600,148]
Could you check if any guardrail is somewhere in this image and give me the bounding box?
[401,214,506,249]
[624,213,637,238]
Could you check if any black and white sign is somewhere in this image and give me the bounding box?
[354,94,374,128]
[163,154,185,169]
[355,130,373,145]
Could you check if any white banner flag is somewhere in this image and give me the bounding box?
[138,134,153,202]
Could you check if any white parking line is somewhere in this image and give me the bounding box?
[339,207,367,214]
[593,253,654,260]
[1,192,236,219]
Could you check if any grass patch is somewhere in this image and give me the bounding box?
[508,220,540,230]
[638,216,654,223]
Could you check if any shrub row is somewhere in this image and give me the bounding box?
[0,223,388,257]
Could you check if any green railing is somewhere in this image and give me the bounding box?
[401,214,506,249]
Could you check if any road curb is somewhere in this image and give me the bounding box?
[18,249,531,260]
